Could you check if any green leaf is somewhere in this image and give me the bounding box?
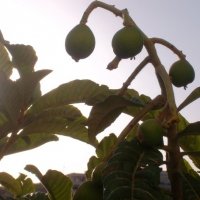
[88,95,139,143]
[178,87,200,111]
[28,80,111,116]
[178,121,200,137]
[0,71,23,126]
[59,116,91,145]
[0,42,13,77]
[24,105,82,126]
[23,106,90,146]
[96,133,117,159]
[16,69,52,107]
[16,173,35,196]
[5,44,38,75]
[86,134,117,179]
[124,94,160,120]
[25,165,73,200]
[102,139,169,199]
[178,116,200,169]
[181,160,200,199]
[43,170,73,200]
[0,134,58,155]
[0,172,22,197]
[86,156,101,179]
[20,117,68,135]
[25,165,43,180]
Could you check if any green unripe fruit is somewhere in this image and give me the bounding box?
[169,59,195,88]
[73,181,103,200]
[137,119,164,148]
[112,26,143,59]
[65,24,95,62]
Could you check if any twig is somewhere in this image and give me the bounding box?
[107,56,121,70]
[151,37,186,60]
[80,1,123,24]
[117,56,150,96]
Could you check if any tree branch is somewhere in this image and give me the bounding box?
[151,37,186,60]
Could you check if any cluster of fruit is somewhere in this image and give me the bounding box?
[65,24,143,61]
[65,23,195,89]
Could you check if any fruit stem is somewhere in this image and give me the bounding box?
[107,56,121,70]
[151,38,186,60]
[80,1,123,24]
[117,56,150,96]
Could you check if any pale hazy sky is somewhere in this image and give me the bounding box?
[0,0,200,181]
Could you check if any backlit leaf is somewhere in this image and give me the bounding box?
[178,121,200,137]
[88,95,139,143]
[25,165,72,200]
[0,172,22,197]
[59,116,91,145]
[102,139,169,199]
[181,160,200,199]
[0,72,22,125]
[20,117,68,135]
[16,173,35,196]
[178,87,200,111]
[24,105,82,126]
[0,134,58,155]
[16,70,51,107]
[5,44,38,75]
[0,42,13,77]
[28,80,111,115]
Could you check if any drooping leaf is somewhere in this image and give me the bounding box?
[0,172,22,197]
[0,42,13,77]
[0,134,58,155]
[5,44,38,75]
[27,80,111,116]
[88,95,141,143]
[15,70,52,107]
[25,165,73,200]
[178,87,200,111]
